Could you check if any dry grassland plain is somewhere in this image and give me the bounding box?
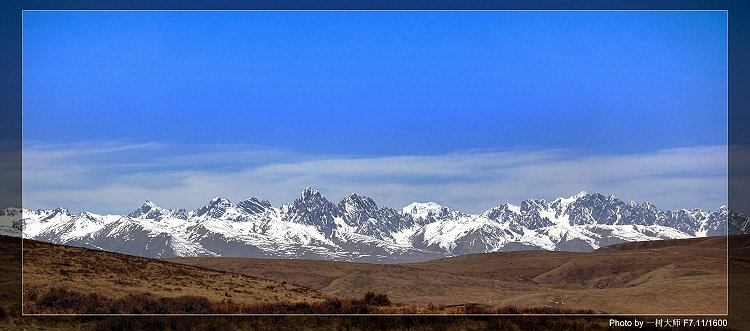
[167,236,734,314]
[1,235,747,330]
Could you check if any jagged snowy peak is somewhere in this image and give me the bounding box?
[36,207,72,221]
[622,202,664,226]
[237,197,272,215]
[193,197,234,218]
[729,209,750,235]
[21,208,80,237]
[480,206,527,235]
[338,193,382,234]
[287,187,340,229]
[0,221,21,236]
[128,200,188,220]
[34,211,121,244]
[128,200,160,218]
[402,202,463,222]
[402,201,440,218]
[518,199,556,229]
[339,193,379,221]
[661,209,706,235]
[0,208,23,236]
[699,206,728,237]
[549,191,588,209]
[0,207,24,217]
[338,193,419,241]
[564,193,626,225]
[191,197,265,223]
[482,204,521,220]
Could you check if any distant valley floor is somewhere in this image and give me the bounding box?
[166,235,744,315]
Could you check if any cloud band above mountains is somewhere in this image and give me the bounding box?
[22,142,727,214]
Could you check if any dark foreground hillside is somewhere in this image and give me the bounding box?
[0,235,747,329]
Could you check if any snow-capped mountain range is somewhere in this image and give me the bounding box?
[1,188,745,263]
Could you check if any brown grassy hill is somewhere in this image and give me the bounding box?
[600,235,729,251]
[167,235,741,315]
[21,238,330,313]
[0,235,21,327]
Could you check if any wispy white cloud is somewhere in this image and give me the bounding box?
[0,142,22,209]
[729,145,750,215]
[21,142,728,214]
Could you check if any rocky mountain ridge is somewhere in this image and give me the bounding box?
[1,188,743,263]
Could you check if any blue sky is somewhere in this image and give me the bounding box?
[22,11,728,214]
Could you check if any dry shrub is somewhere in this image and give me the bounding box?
[25,287,385,314]
[25,286,604,325]
[23,284,38,301]
[494,305,520,314]
[463,303,487,314]
[212,299,240,314]
[362,291,391,306]
[174,296,212,313]
[36,288,102,313]
[516,306,596,314]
